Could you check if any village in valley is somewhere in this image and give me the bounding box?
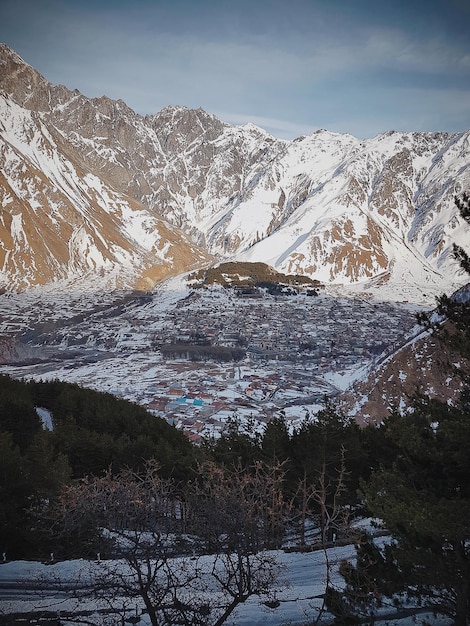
[0,272,420,442]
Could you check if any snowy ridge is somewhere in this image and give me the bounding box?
[338,311,469,424]
[0,44,469,302]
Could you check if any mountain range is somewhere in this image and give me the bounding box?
[1,43,469,303]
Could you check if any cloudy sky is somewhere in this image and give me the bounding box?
[1,0,469,139]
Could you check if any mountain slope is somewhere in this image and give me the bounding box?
[339,285,470,423]
[0,43,469,301]
[0,62,212,290]
[237,130,470,300]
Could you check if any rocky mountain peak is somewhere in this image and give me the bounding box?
[0,43,51,112]
[0,46,469,303]
[146,104,227,151]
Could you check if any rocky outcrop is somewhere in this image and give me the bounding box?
[340,315,469,424]
[0,337,34,364]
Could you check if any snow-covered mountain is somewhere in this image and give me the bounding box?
[0,46,212,291]
[1,43,469,302]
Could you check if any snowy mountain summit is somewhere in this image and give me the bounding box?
[1,43,469,303]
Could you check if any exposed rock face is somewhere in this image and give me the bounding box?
[0,337,34,364]
[340,322,469,424]
[340,284,470,423]
[0,43,469,300]
[0,46,212,291]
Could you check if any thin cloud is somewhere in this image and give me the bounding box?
[0,0,469,139]
[360,30,470,74]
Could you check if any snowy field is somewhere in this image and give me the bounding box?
[0,547,350,625]
[0,540,451,626]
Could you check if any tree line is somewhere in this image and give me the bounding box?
[0,377,197,558]
[0,373,376,561]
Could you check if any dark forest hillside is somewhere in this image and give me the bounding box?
[0,375,196,557]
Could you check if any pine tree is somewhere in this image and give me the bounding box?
[360,398,470,624]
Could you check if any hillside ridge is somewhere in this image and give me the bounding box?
[0,43,469,303]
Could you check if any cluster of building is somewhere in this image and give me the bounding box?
[134,288,416,440]
[0,284,418,443]
[153,289,411,368]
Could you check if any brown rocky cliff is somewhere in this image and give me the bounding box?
[340,319,468,425]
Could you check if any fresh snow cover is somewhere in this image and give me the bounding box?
[322,363,372,392]
[0,271,426,441]
[209,128,470,302]
[2,81,469,300]
[0,46,470,304]
[0,94,210,291]
[0,538,451,626]
[0,549,351,625]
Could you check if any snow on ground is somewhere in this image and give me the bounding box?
[35,407,53,430]
[0,550,346,625]
[0,275,425,440]
[0,539,451,626]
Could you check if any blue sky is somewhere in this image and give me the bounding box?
[1,0,469,139]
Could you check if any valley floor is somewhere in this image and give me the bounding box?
[0,275,423,437]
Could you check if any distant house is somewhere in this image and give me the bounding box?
[186,432,202,443]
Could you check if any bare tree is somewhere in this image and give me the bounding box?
[314,447,350,547]
[289,468,318,549]
[188,460,287,623]
[288,447,351,625]
[313,447,352,624]
[59,459,284,625]
[60,461,196,625]
[290,445,351,551]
